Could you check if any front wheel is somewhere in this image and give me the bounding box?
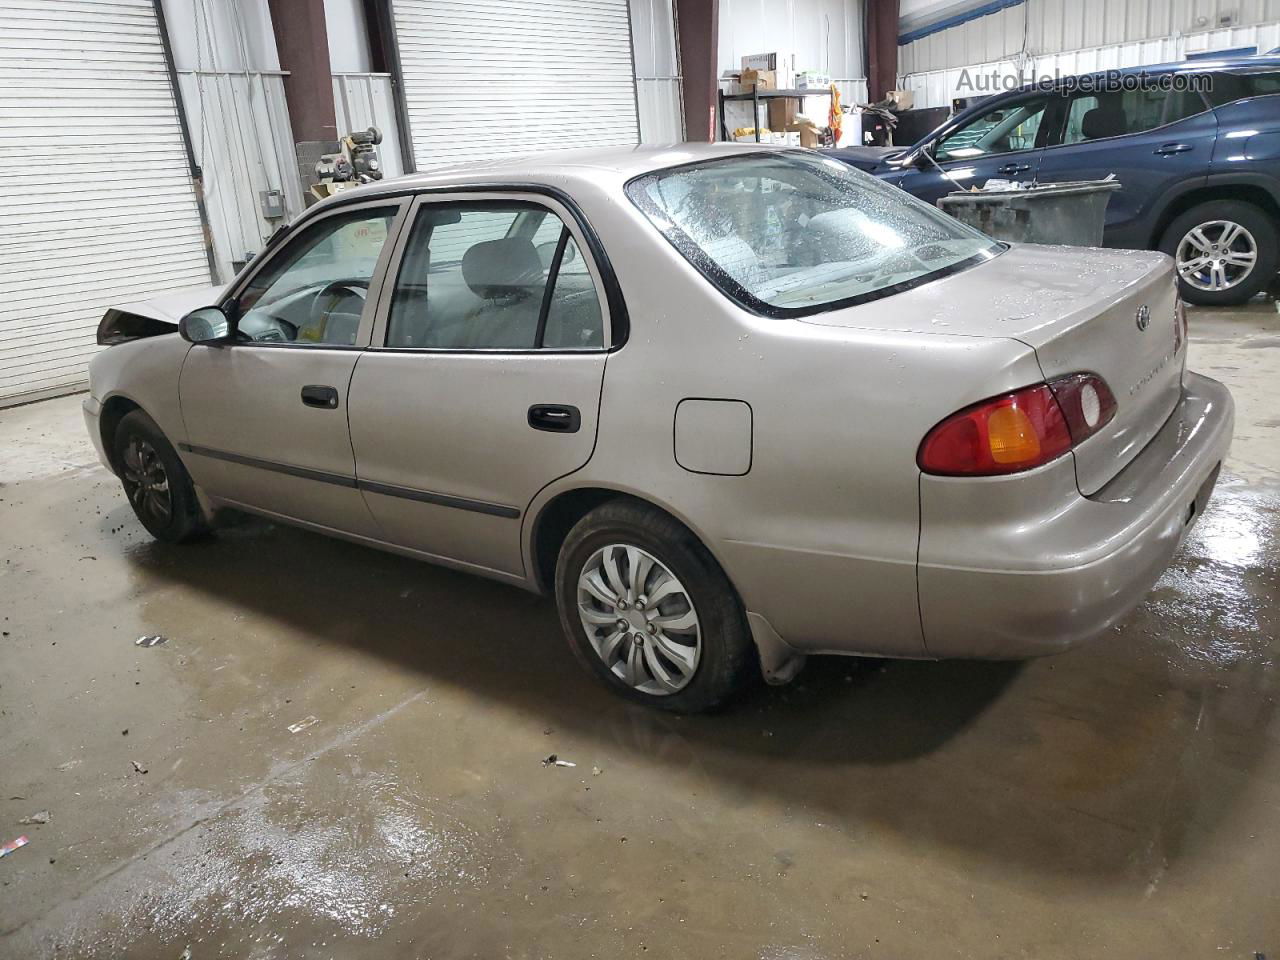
[113,410,208,543]
[554,500,756,713]
[1160,201,1278,306]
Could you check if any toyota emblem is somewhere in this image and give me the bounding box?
[1135,304,1151,331]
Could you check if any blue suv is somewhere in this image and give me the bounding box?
[827,56,1280,305]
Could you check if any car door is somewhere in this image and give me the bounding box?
[346,193,611,579]
[179,197,410,536]
[884,93,1052,205]
[1035,81,1216,248]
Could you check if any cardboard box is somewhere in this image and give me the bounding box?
[785,120,821,148]
[768,97,797,129]
[795,72,832,90]
[885,89,914,110]
[741,52,781,72]
[739,68,775,91]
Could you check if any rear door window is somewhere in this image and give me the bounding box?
[385,202,604,350]
[1060,86,1208,144]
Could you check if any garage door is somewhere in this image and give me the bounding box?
[0,0,212,407]
[391,0,641,168]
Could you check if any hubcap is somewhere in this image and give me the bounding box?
[1176,220,1258,292]
[121,437,172,526]
[576,544,701,696]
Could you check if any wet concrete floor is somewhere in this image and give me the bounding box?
[1,305,1278,959]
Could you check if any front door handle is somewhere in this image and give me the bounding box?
[301,384,339,409]
[997,162,1032,175]
[528,404,581,433]
[1155,142,1193,155]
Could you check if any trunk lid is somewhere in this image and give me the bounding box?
[799,244,1185,494]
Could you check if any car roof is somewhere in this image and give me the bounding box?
[333,142,784,204]
[1086,52,1280,76]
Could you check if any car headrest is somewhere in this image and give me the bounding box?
[461,237,544,299]
[1081,105,1128,140]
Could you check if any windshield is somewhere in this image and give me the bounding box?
[626,151,1001,315]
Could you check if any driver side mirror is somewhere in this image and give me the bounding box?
[178,305,233,344]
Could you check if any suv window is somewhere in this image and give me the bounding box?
[386,202,604,350]
[934,97,1049,161]
[1060,87,1206,144]
[1205,70,1280,105]
[236,206,396,345]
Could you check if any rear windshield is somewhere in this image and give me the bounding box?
[625,151,1001,316]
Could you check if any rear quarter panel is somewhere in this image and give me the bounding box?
[532,184,1045,658]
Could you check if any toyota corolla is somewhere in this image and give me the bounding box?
[84,144,1233,712]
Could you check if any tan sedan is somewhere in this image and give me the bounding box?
[84,145,1233,711]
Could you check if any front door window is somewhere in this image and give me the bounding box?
[235,207,398,345]
[934,98,1049,161]
[385,202,605,350]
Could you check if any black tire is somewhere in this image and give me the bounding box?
[1159,200,1279,306]
[113,410,208,544]
[554,499,756,713]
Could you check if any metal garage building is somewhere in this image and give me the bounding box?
[0,0,682,408]
[392,0,643,166]
[0,0,214,406]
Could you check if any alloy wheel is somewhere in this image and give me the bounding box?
[1176,220,1258,292]
[576,543,701,695]
[121,437,172,527]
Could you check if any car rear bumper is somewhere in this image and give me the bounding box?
[917,371,1234,658]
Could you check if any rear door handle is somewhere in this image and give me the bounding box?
[301,384,339,409]
[997,162,1032,175]
[528,404,581,433]
[1155,142,1193,155]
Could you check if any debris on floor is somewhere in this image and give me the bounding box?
[0,835,29,860]
[592,766,602,776]
[287,716,319,734]
[55,760,80,772]
[130,760,148,775]
[135,635,169,648]
[542,754,576,768]
[18,810,50,825]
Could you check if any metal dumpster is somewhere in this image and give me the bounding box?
[937,180,1122,246]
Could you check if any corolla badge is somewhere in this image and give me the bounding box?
[1135,304,1151,331]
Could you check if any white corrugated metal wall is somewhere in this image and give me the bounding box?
[0,0,212,407]
[178,68,301,280]
[901,18,1280,109]
[332,73,408,176]
[717,0,867,134]
[900,0,1280,74]
[391,0,642,168]
[631,0,684,141]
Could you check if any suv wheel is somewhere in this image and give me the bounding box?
[114,410,208,544]
[1160,200,1278,306]
[554,500,755,713]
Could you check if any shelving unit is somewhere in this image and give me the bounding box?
[717,85,832,142]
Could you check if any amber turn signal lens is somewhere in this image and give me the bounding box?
[918,374,1115,477]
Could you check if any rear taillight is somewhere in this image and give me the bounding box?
[918,374,1116,477]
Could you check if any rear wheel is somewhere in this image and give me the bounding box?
[1160,201,1278,306]
[114,410,208,543]
[554,500,755,713]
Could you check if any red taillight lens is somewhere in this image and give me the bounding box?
[918,374,1116,477]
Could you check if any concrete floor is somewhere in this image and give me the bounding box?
[1,305,1278,959]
